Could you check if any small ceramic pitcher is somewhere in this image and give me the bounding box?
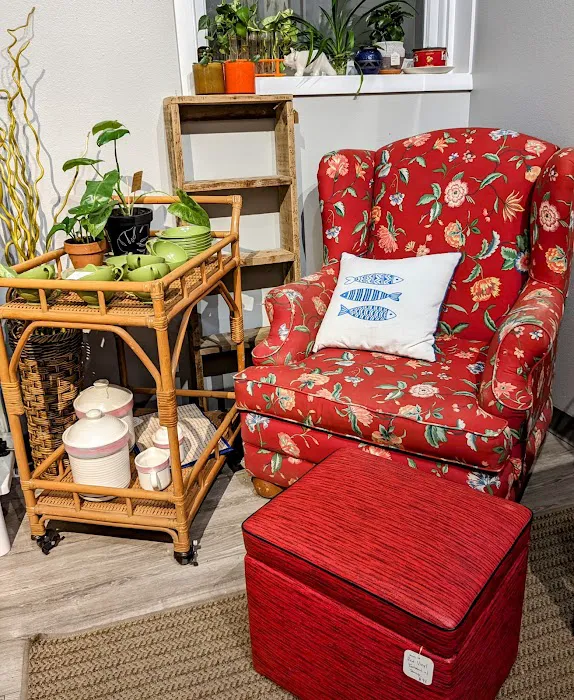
[135,447,172,491]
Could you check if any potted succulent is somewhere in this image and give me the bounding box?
[55,120,152,257]
[193,48,225,95]
[368,2,415,72]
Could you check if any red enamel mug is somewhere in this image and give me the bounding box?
[413,47,447,67]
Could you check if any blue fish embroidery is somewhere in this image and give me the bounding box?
[340,288,401,303]
[344,273,403,286]
[338,304,396,321]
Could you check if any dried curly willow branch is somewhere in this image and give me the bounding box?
[0,7,45,264]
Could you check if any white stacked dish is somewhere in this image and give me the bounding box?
[62,409,131,501]
[74,379,135,449]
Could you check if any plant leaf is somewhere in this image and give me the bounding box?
[168,189,210,227]
[92,120,123,134]
[96,127,130,147]
[69,170,120,216]
[62,157,102,172]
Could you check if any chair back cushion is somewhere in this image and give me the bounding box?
[368,128,557,340]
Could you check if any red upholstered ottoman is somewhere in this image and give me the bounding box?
[242,448,532,700]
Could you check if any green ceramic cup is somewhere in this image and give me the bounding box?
[146,239,187,271]
[63,264,122,306]
[127,262,170,301]
[127,262,170,282]
[105,255,129,268]
[16,264,57,303]
[126,253,165,270]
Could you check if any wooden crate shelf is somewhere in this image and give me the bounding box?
[240,248,294,266]
[201,325,269,357]
[183,175,292,192]
[164,94,300,390]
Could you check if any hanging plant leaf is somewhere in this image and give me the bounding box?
[168,189,210,227]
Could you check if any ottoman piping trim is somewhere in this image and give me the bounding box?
[242,513,532,633]
[236,377,509,439]
[240,410,510,473]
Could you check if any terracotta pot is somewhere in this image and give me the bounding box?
[413,47,447,67]
[193,62,225,94]
[64,238,107,268]
[224,60,256,94]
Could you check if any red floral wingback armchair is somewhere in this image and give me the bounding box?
[235,128,574,500]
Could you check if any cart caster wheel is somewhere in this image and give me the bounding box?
[33,530,64,555]
[174,540,199,566]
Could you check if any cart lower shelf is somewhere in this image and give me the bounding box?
[29,405,241,563]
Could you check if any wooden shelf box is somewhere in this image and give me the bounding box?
[163,94,301,387]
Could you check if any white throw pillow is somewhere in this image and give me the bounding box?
[313,252,461,361]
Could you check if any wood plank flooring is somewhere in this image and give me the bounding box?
[1,432,573,698]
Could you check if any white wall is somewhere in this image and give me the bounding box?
[295,91,471,272]
[470,0,574,416]
[2,1,181,238]
[2,1,182,387]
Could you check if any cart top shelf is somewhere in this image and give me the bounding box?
[0,240,238,328]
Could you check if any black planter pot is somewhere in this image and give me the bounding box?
[106,207,153,255]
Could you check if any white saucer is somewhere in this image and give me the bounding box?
[403,66,454,74]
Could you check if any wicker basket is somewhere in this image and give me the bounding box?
[8,322,83,477]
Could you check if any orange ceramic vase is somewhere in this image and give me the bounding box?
[224,60,256,94]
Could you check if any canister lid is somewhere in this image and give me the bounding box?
[74,379,133,417]
[63,409,129,451]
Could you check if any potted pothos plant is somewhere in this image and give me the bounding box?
[52,120,152,261]
[261,9,298,59]
[46,168,119,267]
[199,2,259,93]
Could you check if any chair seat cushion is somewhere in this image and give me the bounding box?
[235,337,511,471]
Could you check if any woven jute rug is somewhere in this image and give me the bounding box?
[22,507,574,700]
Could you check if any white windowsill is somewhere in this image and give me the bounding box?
[256,73,473,97]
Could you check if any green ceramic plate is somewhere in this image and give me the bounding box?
[160,225,211,239]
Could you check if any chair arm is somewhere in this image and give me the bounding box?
[251,264,339,366]
[479,279,564,413]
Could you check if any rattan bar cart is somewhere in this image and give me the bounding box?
[0,195,245,565]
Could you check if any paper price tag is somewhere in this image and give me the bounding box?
[131,170,143,193]
[391,52,400,66]
[66,270,91,280]
[403,650,434,686]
